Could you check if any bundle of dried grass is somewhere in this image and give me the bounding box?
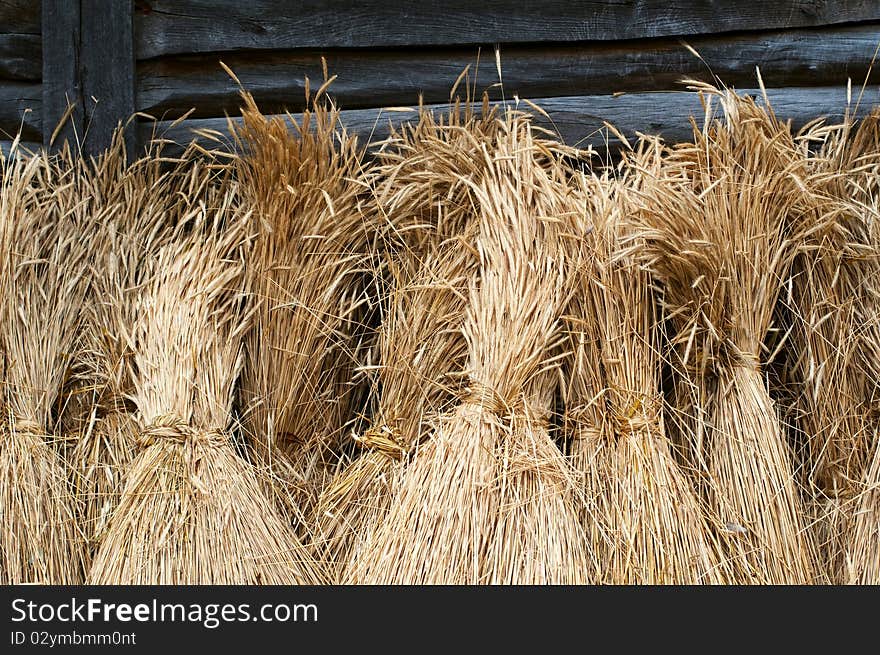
[565,170,727,583]
[318,227,477,578]
[317,95,595,575]
[232,84,375,532]
[849,434,880,583]
[315,100,519,574]
[630,84,822,583]
[831,109,880,584]
[777,109,880,581]
[350,114,594,583]
[67,135,195,552]
[559,223,611,570]
[0,147,89,583]
[89,166,321,584]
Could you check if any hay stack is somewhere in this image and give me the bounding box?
[89,166,321,584]
[0,148,89,583]
[630,85,821,583]
[565,171,727,583]
[351,114,594,583]
[232,87,375,532]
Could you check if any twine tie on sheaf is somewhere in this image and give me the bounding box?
[136,416,228,449]
[11,419,50,446]
[358,423,406,460]
[565,405,606,443]
[610,393,664,437]
[732,349,761,371]
[463,381,552,429]
[12,419,44,435]
[9,419,54,453]
[463,381,511,415]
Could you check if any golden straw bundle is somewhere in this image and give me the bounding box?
[0,148,89,583]
[316,100,520,574]
[232,85,374,532]
[779,109,880,581]
[351,113,594,583]
[565,171,727,584]
[319,227,477,579]
[630,84,822,583]
[68,136,194,553]
[833,109,880,584]
[89,165,321,584]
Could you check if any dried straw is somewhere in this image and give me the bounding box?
[565,170,728,583]
[315,101,513,575]
[232,86,375,534]
[67,135,194,552]
[778,109,880,581]
[317,228,477,578]
[89,166,321,584]
[351,113,594,583]
[0,148,89,583]
[629,84,822,583]
[833,109,880,584]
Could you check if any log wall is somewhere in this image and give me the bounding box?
[2,1,879,156]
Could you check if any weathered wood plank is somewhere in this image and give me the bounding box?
[0,0,40,34]
[80,0,136,156]
[0,33,41,80]
[139,85,870,158]
[42,1,136,155]
[41,0,80,150]
[0,81,41,141]
[134,0,880,59]
[137,24,880,120]
[1,1,42,80]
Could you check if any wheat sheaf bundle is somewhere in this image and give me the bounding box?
[232,84,375,532]
[315,101,518,574]
[0,148,89,583]
[89,167,320,584]
[317,100,593,575]
[351,114,594,583]
[835,109,880,584]
[778,109,880,580]
[319,225,478,579]
[67,136,198,553]
[630,84,823,583]
[565,171,727,583]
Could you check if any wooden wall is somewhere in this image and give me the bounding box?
[3,1,880,157]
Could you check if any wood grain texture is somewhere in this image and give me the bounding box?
[42,1,136,155]
[80,0,136,156]
[0,0,40,33]
[0,33,40,80]
[137,24,880,120]
[0,81,40,140]
[0,1,40,79]
[139,85,871,158]
[41,0,80,149]
[133,0,880,59]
